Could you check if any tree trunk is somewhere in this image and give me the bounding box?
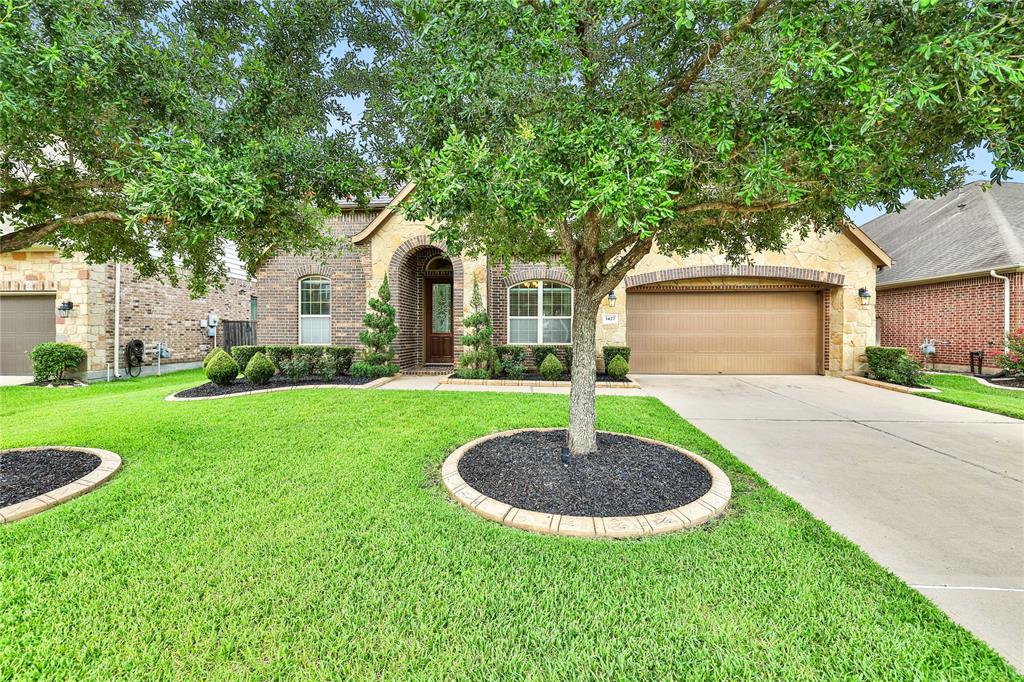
[568,289,601,455]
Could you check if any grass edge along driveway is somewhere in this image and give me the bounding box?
[922,373,1024,420]
[1,370,1019,680]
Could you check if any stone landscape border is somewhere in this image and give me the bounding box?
[969,375,1024,392]
[165,375,395,401]
[440,377,638,389]
[844,374,940,394]
[442,428,731,538]
[0,446,122,523]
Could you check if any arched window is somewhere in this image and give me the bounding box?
[298,276,331,344]
[508,280,572,344]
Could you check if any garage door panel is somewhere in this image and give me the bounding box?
[1,294,56,376]
[626,290,820,375]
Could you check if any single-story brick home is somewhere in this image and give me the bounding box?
[862,181,1023,372]
[256,183,890,376]
[0,244,254,380]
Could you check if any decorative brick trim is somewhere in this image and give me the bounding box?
[291,265,333,279]
[0,446,122,523]
[0,281,58,292]
[502,266,572,288]
[442,429,731,539]
[624,265,844,289]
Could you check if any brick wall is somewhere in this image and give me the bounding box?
[487,260,573,368]
[877,273,1023,369]
[254,212,376,347]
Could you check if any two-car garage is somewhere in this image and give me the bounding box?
[625,288,823,375]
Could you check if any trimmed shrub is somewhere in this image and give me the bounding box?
[866,346,923,387]
[456,280,497,379]
[203,347,222,369]
[565,347,573,373]
[495,345,527,379]
[606,354,630,379]
[315,353,338,381]
[531,345,559,368]
[265,345,293,368]
[539,352,563,380]
[324,346,356,375]
[602,345,631,371]
[279,355,312,382]
[244,352,275,386]
[292,345,325,364]
[231,345,266,370]
[29,342,87,383]
[205,350,239,386]
[352,275,400,378]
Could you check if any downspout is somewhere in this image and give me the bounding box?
[113,262,122,377]
[990,270,1010,352]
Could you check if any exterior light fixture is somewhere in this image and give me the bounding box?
[857,287,872,305]
[607,290,617,307]
[57,301,74,318]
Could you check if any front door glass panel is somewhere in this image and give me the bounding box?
[431,283,452,333]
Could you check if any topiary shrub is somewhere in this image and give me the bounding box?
[205,350,240,386]
[203,347,221,369]
[456,280,497,379]
[324,346,356,375]
[29,342,87,383]
[278,355,312,382]
[606,354,629,379]
[602,345,631,371]
[531,345,559,369]
[352,275,400,378]
[866,346,923,387]
[230,345,266,370]
[315,353,338,381]
[539,352,563,380]
[244,352,275,386]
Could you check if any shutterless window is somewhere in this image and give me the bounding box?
[299,277,330,344]
[508,280,572,344]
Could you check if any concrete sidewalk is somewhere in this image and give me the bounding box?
[635,374,1024,671]
[381,373,645,396]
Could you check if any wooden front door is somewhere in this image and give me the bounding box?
[424,277,454,363]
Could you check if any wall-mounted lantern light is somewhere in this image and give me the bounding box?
[57,301,74,318]
[857,287,872,305]
[607,290,617,307]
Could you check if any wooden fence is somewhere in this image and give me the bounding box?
[220,320,256,353]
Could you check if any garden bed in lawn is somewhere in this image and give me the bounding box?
[172,374,377,399]
[983,375,1024,389]
[0,448,100,507]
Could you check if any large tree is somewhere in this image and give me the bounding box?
[378,0,1023,454]
[0,0,380,294]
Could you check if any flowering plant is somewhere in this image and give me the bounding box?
[996,326,1024,375]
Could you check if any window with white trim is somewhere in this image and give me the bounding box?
[299,277,331,344]
[508,280,572,344]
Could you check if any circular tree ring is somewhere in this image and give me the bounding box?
[442,429,730,538]
[0,446,122,523]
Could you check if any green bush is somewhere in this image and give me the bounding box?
[202,347,222,369]
[456,280,497,379]
[866,346,923,387]
[265,346,293,368]
[531,345,559,368]
[231,345,266,370]
[539,352,563,380]
[351,360,400,378]
[996,325,1024,375]
[205,350,239,386]
[324,346,356,374]
[244,352,275,386]
[29,342,87,383]
[279,355,312,382]
[602,345,631,371]
[606,354,630,379]
[292,345,325,363]
[315,353,338,381]
[353,275,400,377]
[565,347,573,373]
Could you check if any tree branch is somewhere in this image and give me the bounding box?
[596,235,653,296]
[599,232,639,267]
[0,179,116,210]
[1,211,123,252]
[660,0,779,107]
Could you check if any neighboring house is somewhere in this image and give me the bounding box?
[862,181,1024,372]
[256,183,890,376]
[1,244,254,380]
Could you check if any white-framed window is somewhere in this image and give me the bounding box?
[508,280,572,344]
[298,276,331,344]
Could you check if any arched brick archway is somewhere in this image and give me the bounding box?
[502,266,572,288]
[624,264,845,289]
[388,236,464,368]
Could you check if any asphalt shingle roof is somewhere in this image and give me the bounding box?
[861,181,1024,286]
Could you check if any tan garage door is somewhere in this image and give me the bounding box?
[1,294,56,375]
[626,290,821,374]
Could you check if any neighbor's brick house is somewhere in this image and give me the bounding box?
[255,183,890,376]
[863,181,1024,372]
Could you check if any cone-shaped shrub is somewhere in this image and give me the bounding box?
[244,352,275,386]
[606,354,629,379]
[539,352,563,380]
[352,275,400,377]
[455,280,496,379]
[202,347,222,369]
[205,350,239,386]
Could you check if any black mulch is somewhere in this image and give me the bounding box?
[174,374,375,398]
[457,429,711,516]
[0,449,101,507]
[450,373,631,383]
[984,376,1024,389]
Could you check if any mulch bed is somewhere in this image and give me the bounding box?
[0,448,101,507]
[450,373,630,383]
[457,429,711,516]
[174,374,375,398]
[983,376,1024,389]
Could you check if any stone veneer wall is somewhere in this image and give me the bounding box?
[255,212,375,346]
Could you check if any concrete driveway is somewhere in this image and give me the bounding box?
[635,374,1024,672]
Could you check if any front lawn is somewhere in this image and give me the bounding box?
[1,371,1017,680]
[922,373,1024,420]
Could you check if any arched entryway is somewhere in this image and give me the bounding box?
[388,237,464,369]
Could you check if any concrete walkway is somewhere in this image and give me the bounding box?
[381,373,643,396]
[634,374,1024,671]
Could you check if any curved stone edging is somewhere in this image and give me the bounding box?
[442,428,731,539]
[969,375,1024,392]
[0,446,122,523]
[844,374,940,394]
[165,375,396,401]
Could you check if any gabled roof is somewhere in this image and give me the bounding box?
[352,182,415,244]
[860,181,1024,287]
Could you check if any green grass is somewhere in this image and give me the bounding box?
[1,371,1018,680]
[922,373,1024,419]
